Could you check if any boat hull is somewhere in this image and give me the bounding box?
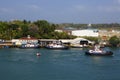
[45,46,69,50]
[19,46,39,49]
[85,51,113,56]
[19,44,39,49]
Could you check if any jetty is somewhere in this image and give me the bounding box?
[0,37,95,48]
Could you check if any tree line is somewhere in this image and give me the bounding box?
[0,19,120,46]
[0,20,75,40]
[59,23,120,30]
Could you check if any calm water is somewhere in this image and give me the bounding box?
[0,47,120,80]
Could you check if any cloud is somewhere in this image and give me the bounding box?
[0,8,13,13]
[27,4,40,10]
[0,5,40,14]
[73,5,91,12]
[97,5,120,12]
[74,5,86,10]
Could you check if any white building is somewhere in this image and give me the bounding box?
[60,38,94,47]
[60,38,93,44]
[55,29,63,33]
[12,35,38,45]
[70,38,93,44]
[72,29,99,37]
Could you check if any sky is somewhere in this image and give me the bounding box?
[0,0,120,23]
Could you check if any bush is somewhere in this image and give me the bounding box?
[83,36,99,43]
[109,36,120,47]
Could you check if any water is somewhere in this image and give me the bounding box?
[0,47,120,80]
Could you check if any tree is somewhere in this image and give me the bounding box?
[0,21,10,39]
[20,24,29,37]
[27,24,39,38]
[34,20,57,38]
[84,36,99,43]
[109,36,120,47]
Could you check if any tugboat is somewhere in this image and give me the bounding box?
[45,40,69,50]
[85,45,113,56]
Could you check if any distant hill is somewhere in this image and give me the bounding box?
[57,23,120,30]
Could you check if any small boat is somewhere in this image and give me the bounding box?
[36,53,41,56]
[71,44,88,48]
[45,40,69,50]
[85,45,113,56]
[46,44,69,49]
[20,43,39,49]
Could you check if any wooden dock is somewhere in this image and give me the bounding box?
[0,42,14,48]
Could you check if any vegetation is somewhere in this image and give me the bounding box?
[109,36,120,47]
[59,23,120,30]
[0,20,120,41]
[0,20,75,39]
[83,36,99,43]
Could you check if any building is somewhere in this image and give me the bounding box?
[71,29,99,37]
[60,38,94,47]
[12,35,38,45]
[99,30,120,41]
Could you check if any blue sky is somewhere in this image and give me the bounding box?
[0,0,120,23]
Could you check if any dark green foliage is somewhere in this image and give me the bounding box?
[1,20,120,40]
[0,20,74,39]
[109,36,120,47]
[84,36,99,43]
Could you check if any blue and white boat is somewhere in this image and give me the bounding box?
[20,43,39,48]
[45,40,69,50]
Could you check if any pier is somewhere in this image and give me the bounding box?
[38,39,70,47]
[0,43,13,48]
[0,38,94,48]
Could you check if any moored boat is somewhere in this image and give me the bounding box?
[20,43,39,49]
[71,44,88,48]
[46,44,69,49]
[45,40,69,50]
